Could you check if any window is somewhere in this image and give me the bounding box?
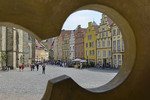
[108,50,111,57]
[89,42,92,47]
[113,41,116,50]
[118,55,121,65]
[90,50,92,55]
[102,41,105,47]
[88,35,92,40]
[122,40,124,51]
[107,40,110,47]
[113,29,116,36]
[86,43,88,48]
[86,50,88,56]
[89,29,90,32]
[81,45,83,50]
[92,50,95,55]
[103,50,106,57]
[99,34,101,38]
[98,41,100,47]
[102,21,104,24]
[117,40,121,51]
[98,51,100,56]
[78,46,80,50]
[70,46,71,50]
[78,52,80,56]
[117,29,120,35]
[92,42,94,47]
[102,33,105,38]
[106,32,108,37]
[73,46,74,49]
[102,27,104,32]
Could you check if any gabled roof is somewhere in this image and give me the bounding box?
[93,26,99,33]
[75,25,87,37]
[107,16,114,26]
[35,40,47,50]
[92,21,98,26]
[61,30,72,40]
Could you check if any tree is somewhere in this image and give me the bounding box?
[20,55,23,64]
[1,52,7,66]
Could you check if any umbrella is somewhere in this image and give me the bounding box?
[80,60,87,63]
[73,59,81,62]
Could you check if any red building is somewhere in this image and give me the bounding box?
[75,25,86,59]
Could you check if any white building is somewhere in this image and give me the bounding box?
[69,30,75,61]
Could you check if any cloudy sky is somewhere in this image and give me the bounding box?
[62,10,102,30]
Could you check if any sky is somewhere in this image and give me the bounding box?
[62,10,102,30]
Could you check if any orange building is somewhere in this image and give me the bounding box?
[75,25,86,59]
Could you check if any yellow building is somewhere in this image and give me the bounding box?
[112,23,124,68]
[84,21,99,66]
[62,30,71,62]
[97,14,113,67]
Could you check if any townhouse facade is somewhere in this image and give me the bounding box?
[69,30,75,61]
[112,23,124,68]
[62,30,71,62]
[84,21,99,66]
[75,25,86,59]
[97,14,113,67]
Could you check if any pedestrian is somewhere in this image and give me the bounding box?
[32,63,35,71]
[80,62,82,69]
[30,63,33,71]
[19,64,22,72]
[62,62,64,67]
[36,63,39,71]
[42,63,46,74]
[21,63,24,72]
[64,62,66,67]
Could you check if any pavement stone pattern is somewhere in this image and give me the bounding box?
[0,65,118,100]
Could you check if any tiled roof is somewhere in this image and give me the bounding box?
[35,40,47,50]
[92,21,98,26]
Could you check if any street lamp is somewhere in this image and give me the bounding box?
[23,54,24,64]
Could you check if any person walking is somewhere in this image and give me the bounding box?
[80,62,82,69]
[30,63,33,71]
[32,63,35,71]
[19,64,22,72]
[36,63,39,71]
[42,63,46,74]
[21,63,24,72]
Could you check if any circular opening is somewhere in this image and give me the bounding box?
[75,4,136,92]
[61,10,121,88]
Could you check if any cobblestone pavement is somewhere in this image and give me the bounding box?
[0,65,118,100]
